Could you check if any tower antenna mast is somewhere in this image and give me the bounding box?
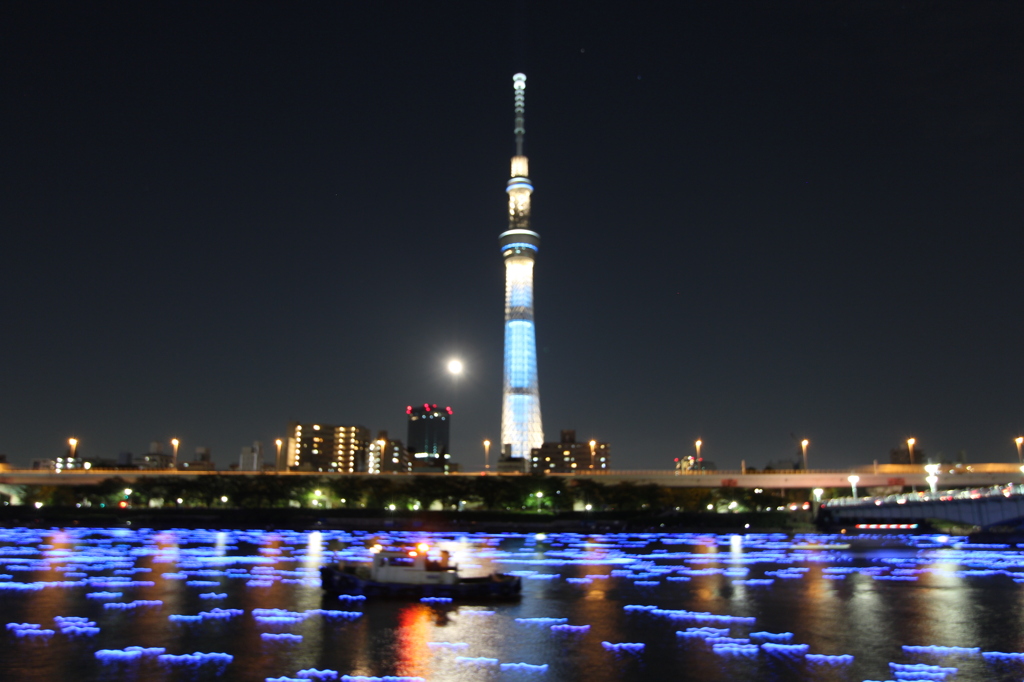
[513,73,526,156]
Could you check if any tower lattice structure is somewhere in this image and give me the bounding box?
[500,73,544,467]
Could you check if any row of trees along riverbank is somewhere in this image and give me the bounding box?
[12,475,821,513]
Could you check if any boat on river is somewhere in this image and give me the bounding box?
[320,543,521,599]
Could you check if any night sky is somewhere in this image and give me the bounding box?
[3,2,1023,471]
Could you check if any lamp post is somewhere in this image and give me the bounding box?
[695,439,702,470]
[847,475,860,500]
[812,488,824,503]
[483,440,491,471]
[171,438,180,468]
[1015,437,1023,464]
[907,438,916,465]
[535,491,543,512]
[589,440,596,470]
[68,438,78,459]
[801,439,809,471]
[924,464,939,495]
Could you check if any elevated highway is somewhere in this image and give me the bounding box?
[0,464,1020,490]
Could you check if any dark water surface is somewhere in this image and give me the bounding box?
[1,527,1024,681]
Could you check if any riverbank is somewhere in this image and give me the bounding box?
[0,506,816,533]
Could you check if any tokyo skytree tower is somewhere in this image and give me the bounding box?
[500,73,544,468]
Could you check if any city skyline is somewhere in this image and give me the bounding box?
[3,4,1024,471]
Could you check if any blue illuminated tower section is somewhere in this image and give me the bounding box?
[500,73,544,468]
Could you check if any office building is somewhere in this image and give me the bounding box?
[368,430,413,474]
[285,422,371,472]
[407,404,452,466]
[530,430,610,473]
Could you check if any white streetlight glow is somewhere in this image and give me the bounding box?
[924,464,940,495]
[447,359,464,375]
[812,488,824,503]
[847,475,860,500]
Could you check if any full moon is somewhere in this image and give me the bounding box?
[447,359,464,375]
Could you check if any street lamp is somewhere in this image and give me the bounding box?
[1015,437,1023,464]
[275,439,283,467]
[171,438,180,468]
[924,464,940,495]
[483,440,491,471]
[589,440,596,469]
[447,359,463,375]
[801,439,809,471]
[847,475,860,500]
[812,488,824,503]
[535,491,543,511]
[68,438,78,459]
[907,438,916,465]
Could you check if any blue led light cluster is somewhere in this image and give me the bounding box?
[602,642,645,652]
[455,656,500,666]
[426,641,469,650]
[7,526,1024,680]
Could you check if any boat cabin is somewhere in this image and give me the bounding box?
[369,547,459,586]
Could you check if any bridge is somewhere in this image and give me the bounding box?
[1,463,1021,490]
[819,485,1024,529]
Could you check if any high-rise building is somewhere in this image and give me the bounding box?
[530,430,610,473]
[406,404,452,466]
[500,72,544,470]
[368,430,413,474]
[239,441,263,471]
[285,422,371,472]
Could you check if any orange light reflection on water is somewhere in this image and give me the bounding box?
[392,604,434,680]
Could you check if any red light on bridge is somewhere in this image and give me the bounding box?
[854,523,919,530]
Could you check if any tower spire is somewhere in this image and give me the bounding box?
[513,73,526,156]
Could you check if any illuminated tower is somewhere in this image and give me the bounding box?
[500,73,544,468]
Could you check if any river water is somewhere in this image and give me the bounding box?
[1,526,1024,681]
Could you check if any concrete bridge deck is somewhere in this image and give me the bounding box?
[1,464,1021,489]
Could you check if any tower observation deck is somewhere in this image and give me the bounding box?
[500,73,544,468]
